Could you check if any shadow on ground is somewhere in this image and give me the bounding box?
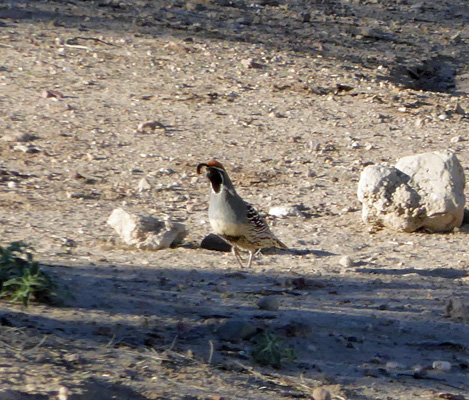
[1,255,468,398]
[356,266,468,279]
[0,380,148,400]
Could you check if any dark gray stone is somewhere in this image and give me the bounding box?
[201,233,231,252]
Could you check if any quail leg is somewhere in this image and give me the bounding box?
[232,247,246,268]
[246,251,255,269]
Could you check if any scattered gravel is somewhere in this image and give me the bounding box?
[0,0,468,399]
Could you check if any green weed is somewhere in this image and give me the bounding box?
[251,331,297,368]
[0,241,55,306]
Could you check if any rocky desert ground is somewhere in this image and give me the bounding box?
[0,0,468,399]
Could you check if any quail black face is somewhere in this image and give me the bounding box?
[206,167,224,194]
[197,161,226,194]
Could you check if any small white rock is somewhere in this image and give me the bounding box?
[312,387,331,400]
[415,117,426,128]
[137,120,165,132]
[13,144,30,153]
[438,113,449,121]
[7,181,16,189]
[240,58,265,69]
[385,361,405,370]
[268,205,302,217]
[339,255,354,268]
[137,177,152,192]
[67,192,86,199]
[159,167,176,175]
[269,206,291,217]
[432,361,451,371]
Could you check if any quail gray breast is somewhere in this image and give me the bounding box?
[197,160,287,268]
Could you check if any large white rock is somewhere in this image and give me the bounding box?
[107,208,187,250]
[357,151,465,232]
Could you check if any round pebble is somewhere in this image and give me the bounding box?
[432,360,451,371]
[257,296,280,312]
[339,255,354,268]
[312,387,331,400]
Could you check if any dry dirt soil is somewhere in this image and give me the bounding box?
[0,0,469,399]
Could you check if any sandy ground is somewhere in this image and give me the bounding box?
[0,0,468,399]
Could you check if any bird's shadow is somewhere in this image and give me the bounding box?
[198,235,337,259]
[262,248,336,258]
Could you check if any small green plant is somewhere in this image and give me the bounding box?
[0,241,54,306]
[251,331,297,368]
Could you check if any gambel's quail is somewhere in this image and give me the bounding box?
[197,160,287,268]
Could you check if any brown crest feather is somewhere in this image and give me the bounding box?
[196,163,208,175]
[206,160,225,170]
[197,160,226,175]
